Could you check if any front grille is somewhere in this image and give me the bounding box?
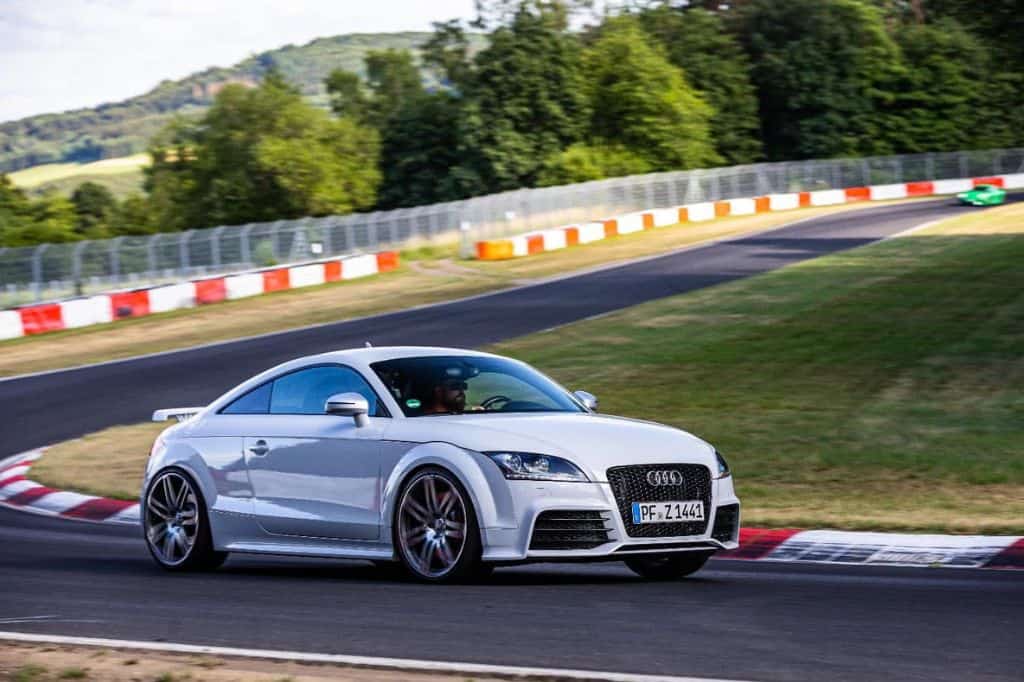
[606,464,712,538]
[711,503,740,543]
[529,510,612,550]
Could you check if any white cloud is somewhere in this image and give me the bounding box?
[0,0,476,122]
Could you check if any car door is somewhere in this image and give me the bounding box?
[232,364,390,540]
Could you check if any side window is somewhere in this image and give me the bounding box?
[269,366,384,416]
[221,382,272,414]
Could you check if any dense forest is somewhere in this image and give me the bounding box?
[1,0,1021,248]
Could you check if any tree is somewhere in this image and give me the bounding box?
[739,0,904,160]
[637,5,763,164]
[147,71,381,229]
[364,49,424,125]
[924,0,1024,71]
[325,69,370,123]
[422,20,474,89]
[582,16,719,171]
[3,192,78,247]
[456,1,591,192]
[111,194,157,236]
[375,91,467,208]
[70,181,116,238]
[537,143,652,186]
[885,7,1024,150]
[0,175,31,247]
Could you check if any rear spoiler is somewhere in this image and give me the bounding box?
[152,407,205,423]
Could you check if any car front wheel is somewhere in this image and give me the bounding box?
[394,467,485,583]
[625,551,712,580]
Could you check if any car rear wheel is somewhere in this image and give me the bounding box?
[394,467,485,583]
[143,468,227,572]
[625,551,712,580]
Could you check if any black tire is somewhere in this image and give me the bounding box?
[624,551,712,580]
[392,466,485,583]
[143,467,228,572]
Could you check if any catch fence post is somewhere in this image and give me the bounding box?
[211,226,224,269]
[179,230,193,275]
[73,241,88,296]
[240,224,254,266]
[110,237,123,283]
[31,244,48,302]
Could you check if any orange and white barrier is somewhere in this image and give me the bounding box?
[474,174,1019,260]
[0,250,401,340]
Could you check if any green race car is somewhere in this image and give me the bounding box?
[957,184,1006,206]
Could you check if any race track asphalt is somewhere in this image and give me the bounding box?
[1,196,1022,682]
[1,508,1022,682]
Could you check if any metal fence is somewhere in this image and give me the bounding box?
[2,147,1022,307]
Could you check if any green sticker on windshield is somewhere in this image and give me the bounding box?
[406,399,421,409]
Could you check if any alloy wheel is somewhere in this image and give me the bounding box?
[397,473,468,579]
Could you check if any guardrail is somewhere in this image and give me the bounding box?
[2,148,1022,307]
[474,175,1023,259]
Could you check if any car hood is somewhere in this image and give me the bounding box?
[383,412,716,481]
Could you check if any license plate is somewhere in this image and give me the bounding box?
[631,501,704,524]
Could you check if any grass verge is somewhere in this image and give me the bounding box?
[1,198,931,378]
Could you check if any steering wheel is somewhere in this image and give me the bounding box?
[480,395,512,410]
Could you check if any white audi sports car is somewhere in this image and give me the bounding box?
[144,346,740,582]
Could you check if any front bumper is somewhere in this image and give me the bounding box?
[481,476,740,562]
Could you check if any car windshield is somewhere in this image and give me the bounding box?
[371,355,585,417]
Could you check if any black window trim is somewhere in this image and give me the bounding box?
[218,362,392,418]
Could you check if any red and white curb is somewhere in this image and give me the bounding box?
[722,528,1023,570]
[0,249,400,341]
[475,173,1024,260]
[0,450,138,525]
[3,450,1021,569]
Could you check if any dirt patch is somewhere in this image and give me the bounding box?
[0,642,508,682]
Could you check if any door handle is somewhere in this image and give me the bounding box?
[249,440,269,456]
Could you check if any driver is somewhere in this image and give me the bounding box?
[422,374,468,415]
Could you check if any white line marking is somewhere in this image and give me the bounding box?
[0,631,754,682]
[0,616,57,624]
[0,199,946,385]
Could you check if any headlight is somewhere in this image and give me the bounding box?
[714,450,730,479]
[484,452,589,482]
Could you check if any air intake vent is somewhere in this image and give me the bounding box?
[529,510,612,550]
[712,504,740,543]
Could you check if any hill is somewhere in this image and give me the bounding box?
[0,32,477,175]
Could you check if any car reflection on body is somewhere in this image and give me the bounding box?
[144,346,740,582]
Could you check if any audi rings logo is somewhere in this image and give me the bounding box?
[646,470,683,487]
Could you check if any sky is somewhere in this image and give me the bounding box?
[0,0,477,123]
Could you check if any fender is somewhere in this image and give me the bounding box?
[381,441,517,536]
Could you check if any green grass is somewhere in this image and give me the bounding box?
[8,154,148,199]
[12,665,47,682]
[488,203,1024,533]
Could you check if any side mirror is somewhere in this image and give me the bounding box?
[573,390,598,412]
[325,392,370,427]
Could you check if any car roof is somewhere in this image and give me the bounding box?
[303,346,500,365]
